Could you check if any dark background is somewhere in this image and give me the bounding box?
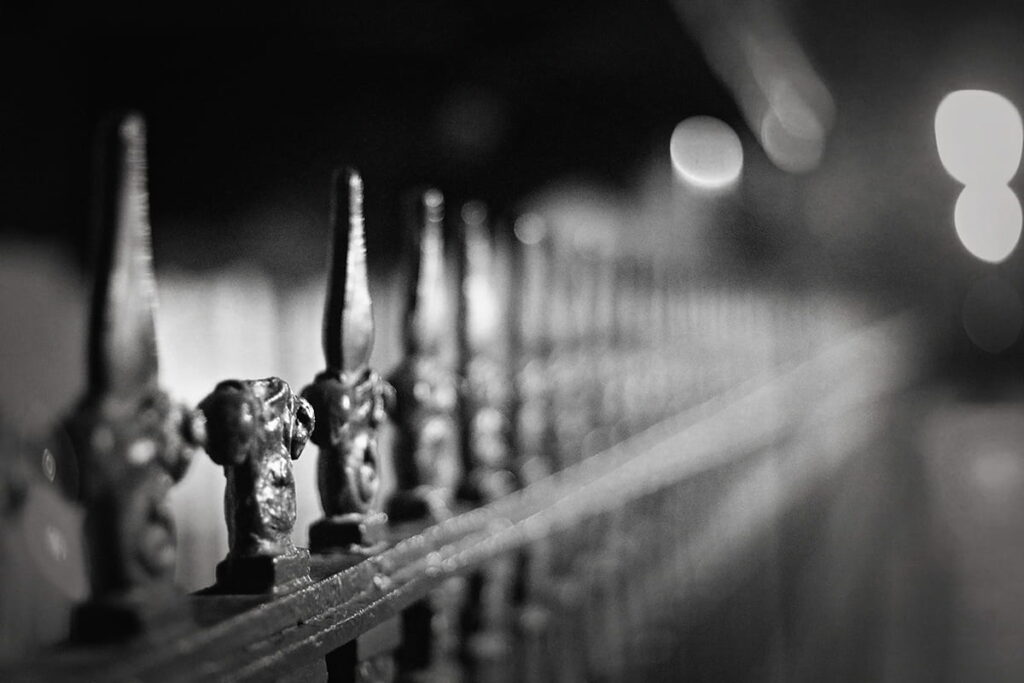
[0,2,733,272]
[1,0,1023,370]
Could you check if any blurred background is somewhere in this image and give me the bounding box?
[1,0,1022,381]
[1,0,1024,680]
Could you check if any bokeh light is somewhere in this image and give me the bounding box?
[954,185,1022,263]
[936,90,1023,186]
[670,116,744,189]
[962,276,1023,353]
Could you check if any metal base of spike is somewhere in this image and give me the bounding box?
[213,548,311,595]
[309,512,389,556]
[70,586,192,644]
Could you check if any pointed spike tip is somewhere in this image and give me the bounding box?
[341,167,363,215]
[88,111,160,396]
[323,167,374,374]
[405,188,449,353]
[118,112,146,147]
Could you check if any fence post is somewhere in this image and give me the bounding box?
[385,189,463,681]
[386,189,459,526]
[507,215,577,682]
[301,168,398,683]
[512,215,558,485]
[453,202,519,680]
[303,169,390,556]
[455,201,516,506]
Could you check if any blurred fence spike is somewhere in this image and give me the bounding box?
[514,221,559,483]
[454,202,520,665]
[303,168,390,556]
[387,188,459,525]
[456,201,515,505]
[404,189,448,357]
[65,113,203,643]
[88,112,159,397]
[387,189,463,681]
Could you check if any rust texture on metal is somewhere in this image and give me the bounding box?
[197,377,314,593]
[61,113,204,641]
[386,189,460,525]
[302,168,391,555]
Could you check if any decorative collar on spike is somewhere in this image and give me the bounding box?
[404,188,447,355]
[88,111,160,397]
[323,167,374,376]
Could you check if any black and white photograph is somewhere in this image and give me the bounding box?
[1,1,1023,681]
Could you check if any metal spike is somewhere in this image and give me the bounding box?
[404,189,447,354]
[461,201,498,351]
[67,113,203,642]
[514,214,551,357]
[88,112,159,396]
[323,168,373,374]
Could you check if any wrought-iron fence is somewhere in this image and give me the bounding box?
[0,113,919,682]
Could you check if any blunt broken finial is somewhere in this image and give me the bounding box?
[65,112,204,642]
[302,168,391,555]
[386,189,460,524]
[198,377,314,594]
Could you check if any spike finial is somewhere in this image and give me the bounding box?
[514,214,551,355]
[404,189,447,355]
[66,113,203,641]
[88,112,159,396]
[386,188,460,523]
[461,201,501,351]
[303,168,390,555]
[323,168,373,374]
[456,202,516,505]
